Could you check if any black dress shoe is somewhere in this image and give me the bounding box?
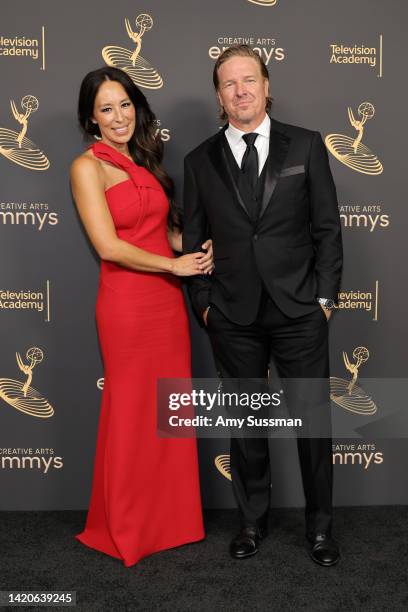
[230,526,264,559]
[308,533,340,567]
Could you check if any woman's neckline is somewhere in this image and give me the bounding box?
[92,140,135,164]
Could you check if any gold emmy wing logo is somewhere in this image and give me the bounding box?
[330,346,377,415]
[0,95,50,171]
[248,0,278,5]
[0,347,54,418]
[325,102,383,175]
[215,454,232,481]
[102,14,163,90]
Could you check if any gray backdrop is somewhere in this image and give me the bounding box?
[0,0,407,510]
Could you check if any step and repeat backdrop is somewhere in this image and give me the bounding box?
[1,0,407,509]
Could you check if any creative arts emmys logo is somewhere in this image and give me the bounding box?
[0,201,59,230]
[332,442,383,469]
[330,347,377,416]
[0,347,54,418]
[0,95,50,171]
[209,36,285,64]
[0,448,63,473]
[102,14,163,90]
[154,119,171,142]
[214,441,383,479]
[339,203,390,232]
[325,102,383,175]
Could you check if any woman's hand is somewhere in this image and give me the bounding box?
[170,239,214,277]
[167,232,213,276]
[198,239,214,274]
[170,252,208,277]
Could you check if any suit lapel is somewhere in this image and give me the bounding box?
[259,122,291,220]
[208,119,291,221]
[208,131,251,219]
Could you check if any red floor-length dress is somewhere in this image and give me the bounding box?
[76,141,204,567]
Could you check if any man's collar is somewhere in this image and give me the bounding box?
[226,114,271,145]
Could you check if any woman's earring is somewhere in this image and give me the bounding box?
[90,119,101,140]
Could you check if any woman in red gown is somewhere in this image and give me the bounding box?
[71,67,210,567]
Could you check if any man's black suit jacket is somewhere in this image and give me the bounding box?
[182,117,343,325]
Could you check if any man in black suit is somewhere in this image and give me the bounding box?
[183,45,342,566]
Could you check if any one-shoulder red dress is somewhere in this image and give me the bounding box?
[75,142,204,567]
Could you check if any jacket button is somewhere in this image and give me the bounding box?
[253,234,258,241]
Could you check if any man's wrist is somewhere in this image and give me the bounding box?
[318,297,336,309]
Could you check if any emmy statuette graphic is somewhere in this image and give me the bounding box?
[330,347,377,415]
[102,14,163,90]
[215,455,232,481]
[325,102,383,175]
[0,95,50,171]
[0,348,54,418]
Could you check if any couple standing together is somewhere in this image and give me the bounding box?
[71,45,342,568]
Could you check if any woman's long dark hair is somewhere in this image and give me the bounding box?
[78,66,180,228]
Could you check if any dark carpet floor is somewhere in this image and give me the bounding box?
[1,508,408,612]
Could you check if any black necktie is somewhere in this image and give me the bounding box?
[241,133,259,192]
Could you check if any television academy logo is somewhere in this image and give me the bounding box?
[330,347,377,416]
[0,281,51,321]
[102,14,163,89]
[0,347,54,418]
[0,95,50,171]
[325,102,383,175]
[0,27,46,69]
[336,281,379,320]
[329,35,383,78]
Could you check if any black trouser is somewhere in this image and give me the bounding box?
[207,292,333,537]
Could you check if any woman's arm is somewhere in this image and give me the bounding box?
[71,156,207,277]
[167,227,182,253]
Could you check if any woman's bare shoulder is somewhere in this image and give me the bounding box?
[70,148,102,181]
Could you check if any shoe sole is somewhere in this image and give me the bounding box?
[309,552,340,567]
[231,549,259,560]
